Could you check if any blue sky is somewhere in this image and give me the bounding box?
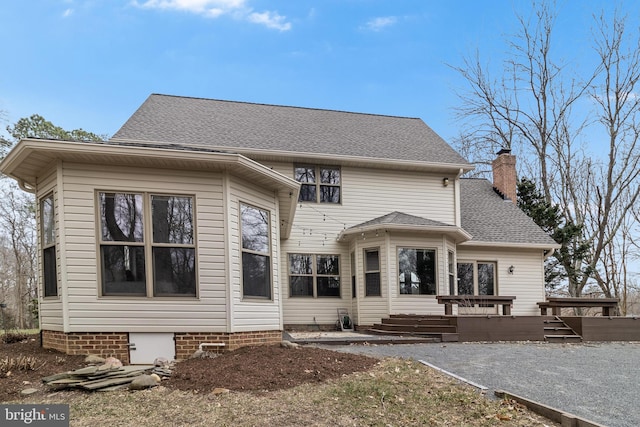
[0,0,632,142]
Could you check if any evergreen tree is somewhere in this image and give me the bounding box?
[517,178,591,292]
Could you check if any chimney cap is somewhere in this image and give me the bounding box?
[497,148,512,156]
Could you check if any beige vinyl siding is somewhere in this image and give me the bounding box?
[60,163,227,332]
[227,175,282,332]
[353,236,388,326]
[37,166,63,330]
[267,162,456,226]
[456,246,546,315]
[264,161,455,326]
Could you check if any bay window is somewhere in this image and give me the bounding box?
[98,192,196,297]
[241,203,271,299]
[398,248,436,295]
[41,193,57,297]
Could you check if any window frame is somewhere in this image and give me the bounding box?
[456,260,497,296]
[40,193,58,298]
[364,248,381,297]
[293,164,341,204]
[288,253,341,298]
[240,202,273,300]
[96,191,198,298]
[397,247,437,296]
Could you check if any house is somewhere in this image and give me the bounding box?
[0,94,558,363]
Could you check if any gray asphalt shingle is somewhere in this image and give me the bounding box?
[111,94,471,165]
[460,178,556,246]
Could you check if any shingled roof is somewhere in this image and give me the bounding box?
[460,179,557,247]
[111,94,471,166]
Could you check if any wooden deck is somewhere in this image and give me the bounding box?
[537,297,619,316]
[367,314,640,343]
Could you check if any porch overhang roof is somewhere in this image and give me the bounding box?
[0,138,301,238]
[337,211,472,243]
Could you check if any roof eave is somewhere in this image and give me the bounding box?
[337,223,472,243]
[459,240,560,252]
[109,138,474,173]
[0,138,301,237]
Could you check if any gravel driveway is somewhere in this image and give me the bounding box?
[326,341,640,427]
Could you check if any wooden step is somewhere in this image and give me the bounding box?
[382,317,453,326]
[544,334,583,343]
[543,326,575,334]
[367,328,459,342]
[372,323,457,333]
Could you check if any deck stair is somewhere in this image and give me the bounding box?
[368,314,459,342]
[544,316,582,343]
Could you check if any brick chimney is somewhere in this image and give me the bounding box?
[492,149,517,202]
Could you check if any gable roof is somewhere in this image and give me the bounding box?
[460,178,558,248]
[338,211,471,243]
[111,94,472,169]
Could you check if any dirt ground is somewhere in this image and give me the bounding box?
[0,334,378,401]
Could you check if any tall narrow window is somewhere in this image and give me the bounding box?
[241,203,271,298]
[457,262,474,295]
[41,194,57,297]
[316,255,340,297]
[364,249,381,296]
[289,254,313,296]
[398,248,436,295]
[294,165,341,203]
[448,251,455,294]
[99,192,146,296]
[152,195,196,296]
[350,252,356,298]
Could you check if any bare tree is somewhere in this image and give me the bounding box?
[452,1,640,303]
[0,182,37,328]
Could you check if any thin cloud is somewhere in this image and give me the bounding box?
[363,16,397,32]
[62,8,74,17]
[248,11,291,31]
[133,0,291,30]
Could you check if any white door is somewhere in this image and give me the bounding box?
[129,333,175,364]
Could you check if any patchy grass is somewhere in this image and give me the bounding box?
[20,358,555,426]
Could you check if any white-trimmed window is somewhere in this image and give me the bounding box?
[240,203,272,299]
[364,248,381,296]
[294,165,341,203]
[456,261,496,296]
[98,192,196,297]
[398,248,436,295]
[41,193,57,297]
[448,251,455,294]
[289,254,340,297]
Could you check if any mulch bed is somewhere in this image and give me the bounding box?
[168,345,379,393]
[0,335,379,401]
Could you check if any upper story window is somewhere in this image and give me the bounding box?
[98,192,196,297]
[294,165,341,203]
[40,193,57,297]
[240,203,272,299]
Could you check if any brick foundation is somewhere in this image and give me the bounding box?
[42,330,130,364]
[42,329,282,363]
[174,330,282,360]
